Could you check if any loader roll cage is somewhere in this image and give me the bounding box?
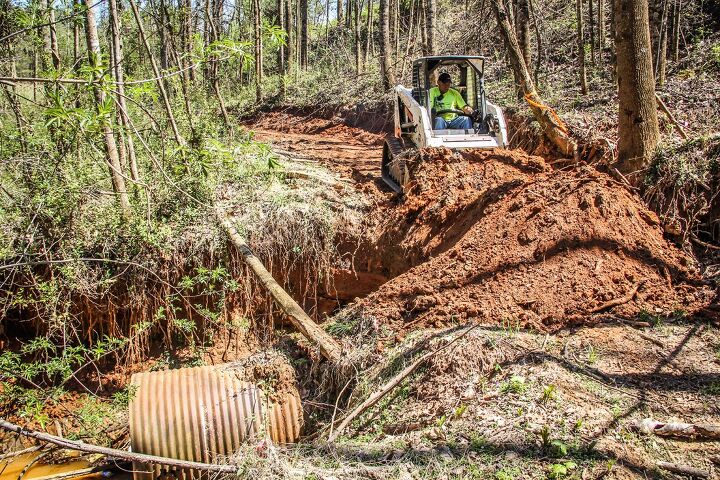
[411,55,488,133]
[384,55,508,194]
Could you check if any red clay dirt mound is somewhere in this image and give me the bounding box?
[358,148,710,332]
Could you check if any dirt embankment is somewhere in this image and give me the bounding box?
[245,110,714,331]
[357,148,712,332]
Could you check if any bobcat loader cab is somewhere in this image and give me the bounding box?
[382,55,508,193]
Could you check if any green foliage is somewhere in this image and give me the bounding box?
[539,425,552,450]
[711,43,720,68]
[454,404,468,418]
[501,317,521,336]
[547,461,577,479]
[541,384,557,403]
[500,375,527,394]
[702,380,720,395]
[638,309,665,328]
[585,345,598,364]
[262,21,288,48]
[549,439,569,458]
[495,467,522,480]
[324,317,358,337]
[469,432,488,452]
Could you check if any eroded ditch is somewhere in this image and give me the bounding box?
[2,108,719,480]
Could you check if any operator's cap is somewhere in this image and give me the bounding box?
[438,72,452,83]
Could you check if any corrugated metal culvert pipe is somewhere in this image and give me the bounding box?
[129,353,302,480]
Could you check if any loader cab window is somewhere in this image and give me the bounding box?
[428,65,474,109]
[411,56,488,132]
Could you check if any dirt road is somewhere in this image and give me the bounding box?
[247,110,387,196]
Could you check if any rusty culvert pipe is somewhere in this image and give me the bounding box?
[129,359,302,480]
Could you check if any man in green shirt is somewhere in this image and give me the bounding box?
[429,72,474,130]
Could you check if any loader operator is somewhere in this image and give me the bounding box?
[430,72,474,130]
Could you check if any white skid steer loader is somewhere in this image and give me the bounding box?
[382,55,509,193]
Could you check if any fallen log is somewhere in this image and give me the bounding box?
[216,209,343,363]
[632,418,720,441]
[657,461,709,478]
[655,93,689,140]
[328,325,478,442]
[0,419,238,474]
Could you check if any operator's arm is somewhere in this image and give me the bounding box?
[453,90,473,115]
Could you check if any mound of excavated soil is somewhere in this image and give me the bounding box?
[358,148,709,331]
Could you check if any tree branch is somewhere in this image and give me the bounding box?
[0,419,238,474]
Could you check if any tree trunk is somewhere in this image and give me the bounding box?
[364,0,373,66]
[0,9,30,153]
[400,0,416,78]
[84,0,131,218]
[576,0,588,93]
[379,0,396,89]
[589,0,596,63]
[108,0,140,182]
[425,0,435,54]
[394,0,400,59]
[670,0,679,62]
[389,0,396,52]
[528,0,542,84]
[46,0,60,68]
[614,0,660,179]
[40,0,60,69]
[217,213,343,363]
[325,0,330,40]
[278,0,286,96]
[506,0,516,29]
[419,0,428,55]
[73,0,81,70]
[180,0,194,82]
[295,0,301,78]
[598,0,605,56]
[337,0,343,24]
[286,0,294,75]
[300,0,308,69]
[253,0,263,101]
[31,50,37,101]
[610,0,617,81]
[354,0,362,74]
[490,0,578,157]
[655,0,669,86]
[203,0,229,125]
[158,0,169,70]
[128,0,186,145]
[516,0,531,78]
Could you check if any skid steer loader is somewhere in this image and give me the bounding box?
[382,55,508,193]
